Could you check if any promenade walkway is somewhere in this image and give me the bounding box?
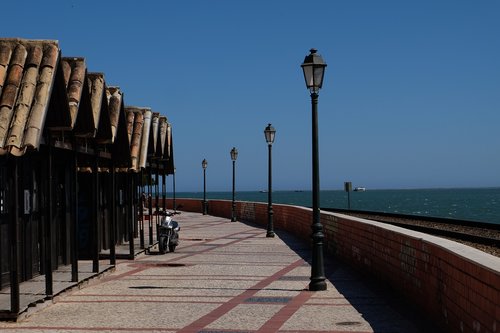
[0,212,435,332]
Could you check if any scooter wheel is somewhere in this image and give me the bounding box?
[159,236,167,254]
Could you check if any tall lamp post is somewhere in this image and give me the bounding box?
[173,168,177,213]
[230,147,238,221]
[202,159,208,215]
[301,48,327,291]
[264,123,276,237]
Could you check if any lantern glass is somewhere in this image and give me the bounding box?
[301,48,327,93]
[230,147,238,161]
[202,159,207,169]
[264,124,276,145]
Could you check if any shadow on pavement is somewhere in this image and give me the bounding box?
[271,227,439,333]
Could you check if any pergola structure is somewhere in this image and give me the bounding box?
[0,38,175,315]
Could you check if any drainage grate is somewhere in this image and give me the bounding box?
[199,331,250,333]
[154,263,186,267]
[245,296,292,304]
[278,276,310,281]
[337,321,362,326]
[133,262,187,268]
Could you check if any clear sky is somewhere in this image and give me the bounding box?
[3,1,499,191]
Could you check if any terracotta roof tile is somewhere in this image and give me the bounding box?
[106,86,122,143]
[40,43,58,68]
[158,116,167,159]
[0,45,26,117]
[87,73,105,133]
[125,106,151,171]
[109,89,131,168]
[63,59,97,138]
[62,57,86,128]
[166,122,173,160]
[26,45,43,66]
[25,43,64,150]
[157,116,173,163]
[139,108,152,168]
[0,45,11,96]
[149,112,160,156]
[126,107,135,143]
[0,38,61,156]
[125,108,144,171]
[165,121,174,174]
[150,112,174,172]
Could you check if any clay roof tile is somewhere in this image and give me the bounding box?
[62,57,86,128]
[0,38,62,156]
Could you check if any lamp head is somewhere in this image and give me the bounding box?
[264,123,276,145]
[230,147,238,161]
[301,48,327,94]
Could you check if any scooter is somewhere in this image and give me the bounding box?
[158,211,180,254]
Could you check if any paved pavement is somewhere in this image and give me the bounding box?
[0,212,436,332]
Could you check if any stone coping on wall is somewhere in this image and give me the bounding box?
[331,211,500,272]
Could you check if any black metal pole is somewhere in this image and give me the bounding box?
[0,163,3,291]
[110,164,116,265]
[132,173,138,238]
[148,167,153,245]
[309,92,327,291]
[46,145,55,293]
[128,172,135,258]
[173,170,176,213]
[155,165,160,241]
[231,160,236,222]
[9,158,20,312]
[266,144,274,237]
[203,168,207,215]
[139,170,144,249]
[155,162,160,241]
[162,169,166,212]
[71,151,78,282]
[92,151,99,273]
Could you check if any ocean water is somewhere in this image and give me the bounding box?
[173,188,500,225]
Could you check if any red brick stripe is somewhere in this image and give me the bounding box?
[176,258,306,333]
[256,290,313,333]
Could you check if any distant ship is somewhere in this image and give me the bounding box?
[259,190,268,193]
[354,187,366,192]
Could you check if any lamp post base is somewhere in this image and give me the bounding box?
[309,279,327,291]
[266,231,275,238]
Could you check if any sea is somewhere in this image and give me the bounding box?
[173,188,500,225]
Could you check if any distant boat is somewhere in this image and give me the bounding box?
[259,190,268,193]
[354,187,366,192]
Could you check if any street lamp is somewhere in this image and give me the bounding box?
[301,48,327,291]
[264,123,276,238]
[202,159,208,215]
[230,147,238,222]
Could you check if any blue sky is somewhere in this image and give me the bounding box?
[3,1,499,191]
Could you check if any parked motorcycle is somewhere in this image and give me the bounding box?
[158,211,180,254]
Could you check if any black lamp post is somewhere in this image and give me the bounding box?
[202,159,208,215]
[264,123,276,238]
[301,48,327,291]
[230,147,238,222]
[173,168,177,213]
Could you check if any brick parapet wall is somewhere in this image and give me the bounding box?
[164,198,499,333]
